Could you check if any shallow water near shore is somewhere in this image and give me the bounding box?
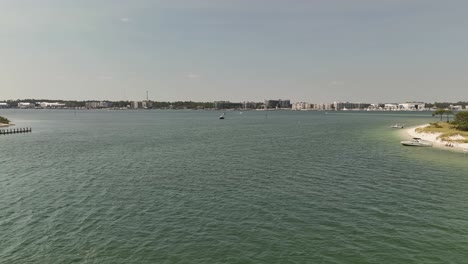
[1,110,468,263]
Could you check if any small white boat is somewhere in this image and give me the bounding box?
[391,124,404,129]
[401,138,433,147]
[219,113,225,119]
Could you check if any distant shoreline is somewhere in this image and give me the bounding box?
[402,124,468,153]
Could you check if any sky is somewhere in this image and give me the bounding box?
[1,0,468,103]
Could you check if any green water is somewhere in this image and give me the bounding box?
[1,110,468,263]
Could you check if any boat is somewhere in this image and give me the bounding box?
[391,124,404,129]
[219,113,225,119]
[401,138,433,147]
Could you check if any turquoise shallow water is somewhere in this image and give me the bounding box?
[1,110,468,263]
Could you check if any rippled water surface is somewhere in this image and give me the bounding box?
[1,110,468,263]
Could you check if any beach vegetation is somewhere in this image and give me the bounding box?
[453,112,468,132]
[0,116,10,124]
[416,122,468,143]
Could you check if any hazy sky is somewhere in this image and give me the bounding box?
[1,0,467,102]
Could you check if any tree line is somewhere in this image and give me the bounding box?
[433,109,468,131]
[426,101,468,109]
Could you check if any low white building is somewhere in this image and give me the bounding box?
[398,103,425,111]
[449,105,463,111]
[85,101,113,109]
[18,102,35,109]
[366,104,381,111]
[40,102,66,108]
[384,104,398,111]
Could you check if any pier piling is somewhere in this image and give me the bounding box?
[0,127,32,135]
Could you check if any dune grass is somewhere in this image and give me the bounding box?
[416,122,468,143]
[0,116,10,124]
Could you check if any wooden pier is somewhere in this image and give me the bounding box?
[0,127,32,135]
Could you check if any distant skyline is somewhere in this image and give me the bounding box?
[1,0,468,103]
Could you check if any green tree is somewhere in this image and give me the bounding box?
[432,109,445,122]
[453,112,468,131]
[445,110,454,122]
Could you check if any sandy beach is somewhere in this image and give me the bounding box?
[0,123,11,127]
[403,124,468,153]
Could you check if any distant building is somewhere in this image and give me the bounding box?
[366,104,381,111]
[85,101,113,109]
[142,100,153,109]
[264,100,278,109]
[311,104,321,110]
[312,103,333,111]
[214,101,227,109]
[0,102,9,108]
[131,101,139,109]
[264,99,291,109]
[214,101,230,109]
[398,103,425,111]
[40,102,66,108]
[99,101,113,108]
[449,105,463,111]
[214,101,242,109]
[242,101,257,110]
[85,102,98,109]
[18,102,35,109]
[384,104,399,111]
[333,102,369,111]
[292,102,311,110]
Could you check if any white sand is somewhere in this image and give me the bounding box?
[403,124,468,153]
